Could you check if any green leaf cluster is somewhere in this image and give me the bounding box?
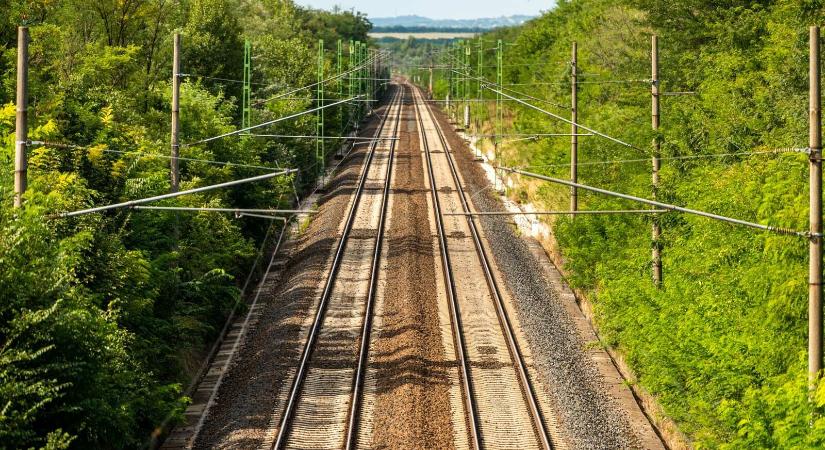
[0,0,372,448]
[411,0,825,447]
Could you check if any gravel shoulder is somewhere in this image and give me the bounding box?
[428,104,664,449]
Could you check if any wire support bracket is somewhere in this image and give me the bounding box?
[501,166,812,238]
[49,169,297,219]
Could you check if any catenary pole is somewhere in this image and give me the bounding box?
[14,26,28,208]
[354,41,360,122]
[428,64,433,97]
[242,40,251,129]
[349,40,355,128]
[356,41,362,118]
[317,39,324,185]
[448,43,454,118]
[171,33,181,193]
[458,41,464,121]
[809,25,823,381]
[444,49,450,109]
[464,43,471,129]
[365,46,370,110]
[361,43,367,114]
[651,35,663,286]
[453,41,458,120]
[477,35,484,131]
[496,39,503,170]
[571,41,578,213]
[338,39,343,136]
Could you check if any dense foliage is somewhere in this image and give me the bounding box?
[415,0,825,447]
[0,1,370,448]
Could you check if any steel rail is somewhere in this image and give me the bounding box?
[411,84,482,450]
[271,85,403,450]
[166,92,391,446]
[420,85,553,449]
[344,83,404,450]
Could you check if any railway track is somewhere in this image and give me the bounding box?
[411,81,554,449]
[181,78,644,449]
[266,83,404,449]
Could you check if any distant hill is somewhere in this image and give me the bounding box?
[370,15,535,31]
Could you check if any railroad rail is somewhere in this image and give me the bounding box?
[269,83,404,449]
[344,82,404,449]
[411,81,553,449]
[413,82,482,449]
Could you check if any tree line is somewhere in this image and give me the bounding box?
[0,0,371,448]
[414,0,825,447]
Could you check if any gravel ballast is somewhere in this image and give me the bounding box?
[174,83,664,450]
[189,100,391,450]
[359,85,457,449]
[429,103,663,449]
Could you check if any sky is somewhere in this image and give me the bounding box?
[294,0,552,20]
